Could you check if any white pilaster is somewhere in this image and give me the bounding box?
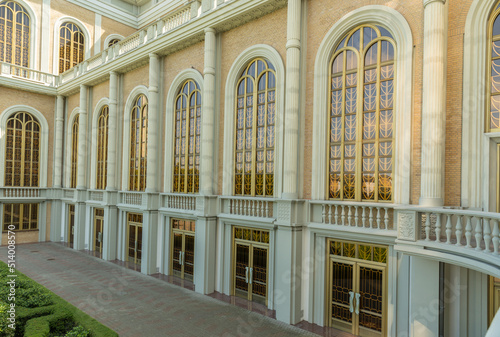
[77,85,88,190]
[102,205,118,260]
[282,0,302,199]
[94,13,102,55]
[40,0,51,72]
[141,210,158,275]
[107,72,118,191]
[194,216,217,294]
[146,54,159,192]
[420,0,447,206]
[54,95,65,188]
[201,28,217,195]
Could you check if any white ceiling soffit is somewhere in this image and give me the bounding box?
[119,0,151,6]
[65,0,139,28]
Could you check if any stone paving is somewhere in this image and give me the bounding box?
[0,242,317,337]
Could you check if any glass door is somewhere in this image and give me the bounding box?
[170,219,196,281]
[68,205,75,245]
[93,208,104,254]
[127,213,142,264]
[328,258,356,333]
[234,242,251,299]
[356,262,386,337]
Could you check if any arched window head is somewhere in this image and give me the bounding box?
[108,38,120,47]
[328,25,395,201]
[5,111,40,187]
[70,115,79,188]
[59,22,84,73]
[234,58,276,197]
[96,106,109,190]
[489,4,500,132]
[173,79,201,194]
[129,94,148,192]
[0,1,30,68]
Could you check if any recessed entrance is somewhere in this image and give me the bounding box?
[68,204,75,246]
[170,218,195,281]
[489,276,500,325]
[327,240,387,337]
[126,213,142,265]
[232,227,269,306]
[94,208,104,255]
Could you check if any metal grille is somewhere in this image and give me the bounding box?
[59,22,84,73]
[129,95,148,191]
[234,227,269,243]
[173,79,201,193]
[329,25,395,201]
[358,266,383,332]
[329,240,387,264]
[0,1,29,69]
[234,58,276,197]
[5,112,40,187]
[127,213,142,264]
[331,261,353,323]
[96,106,109,190]
[107,38,119,47]
[70,115,79,188]
[3,203,38,231]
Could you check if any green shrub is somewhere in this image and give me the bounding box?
[61,326,90,337]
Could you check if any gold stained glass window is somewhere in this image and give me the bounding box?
[129,94,148,191]
[173,80,201,193]
[108,38,120,47]
[3,203,38,231]
[96,106,109,190]
[70,115,79,189]
[489,7,500,131]
[328,25,395,201]
[59,22,84,73]
[0,1,30,68]
[5,112,40,187]
[234,58,276,197]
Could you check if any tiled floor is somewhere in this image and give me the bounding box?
[0,242,317,337]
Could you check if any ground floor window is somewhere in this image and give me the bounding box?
[127,213,142,265]
[171,218,195,281]
[94,208,104,254]
[490,276,500,325]
[3,203,38,231]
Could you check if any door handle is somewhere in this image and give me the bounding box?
[71,226,74,235]
[182,251,185,265]
[355,293,360,315]
[349,291,354,313]
[179,251,183,265]
[245,266,249,283]
[135,240,137,251]
[98,232,102,242]
[249,267,253,285]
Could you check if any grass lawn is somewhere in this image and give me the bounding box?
[0,261,118,337]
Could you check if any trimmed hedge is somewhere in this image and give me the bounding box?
[0,262,118,337]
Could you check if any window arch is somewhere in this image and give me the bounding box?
[129,94,148,192]
[96,106,108,190]
[70,114,79,188]
[327,25,395,202]
[173,79,201,194]
[0,1,30,68]
[59,22,84,73]
[108,38,120,47]
[489,4,500,132]
[234,58,276,197]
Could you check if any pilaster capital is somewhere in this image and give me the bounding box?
[204,27,216,34]
[423,0,446,8]
[109,71,118,77]
[148,53,159,60]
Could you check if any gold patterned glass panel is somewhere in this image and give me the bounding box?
[330,261,354,324]
[129,94,148,191]
[70,115,79,188]
[3,203,38,231]
[5,112,40,187]
[491,11,500,131]
[173,79,201,194]
[234,58,276,197]
[328,25,395,201]
[0,1,29,69]
[329,239,387,265]
[96,106,109,190]
[358,266,383,332]
[234,227,270,244]
[107,38,120,47]
[59,22,84,73]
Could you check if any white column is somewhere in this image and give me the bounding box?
[146,54,159,192]
[102,205,117,260]
[54,95,65,188]
[194,216,217,294]
[420,0,447,207]
[141,211,158,275]
[201,28,216,195]
[77,85,88,190]
[40,0,50,72]
[94,13,102,55]
[282,0,302,199]
[107,72,118,191]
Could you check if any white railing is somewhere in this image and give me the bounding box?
[2,187,40,198]
[121,192,143,206]
[86,53,104,70]
[89,190,104,202]
[220,196,274,218]
[163,193,196,211]
[1,62,58,86]
[161,6,191,33]
[416,208,500,254]
[310,200,395,230]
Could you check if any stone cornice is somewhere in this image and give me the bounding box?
[0,77,57,96]
[423,0,446,8]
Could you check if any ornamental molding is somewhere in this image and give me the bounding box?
[277,201,291,222]
[397,211,416,241]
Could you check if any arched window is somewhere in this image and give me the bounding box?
[328,25,395,202]
[234,58,276,197]
[489,4,500,132]
[129,94,148,191]
[173,79,201,194]
[59,22,84,73]
[96,106,108,190]
[5,111,40,187]
[70,115,79,188]
[0,1,30,68]
[108,38,120,47]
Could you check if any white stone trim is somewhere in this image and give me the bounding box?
[103,34,125,49]
[40,0,50,72]
[94,13,101,55]
[461,0,497,210]
[221,44,285,197]
[89,97,110,190]
[64,107,80,187]
[52,16,92,75]
[310,5,413,204]
[120,85,149,191]
[164,68,204,193]
[0,105,50,187]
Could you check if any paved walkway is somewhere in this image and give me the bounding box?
[0,242,317,337]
